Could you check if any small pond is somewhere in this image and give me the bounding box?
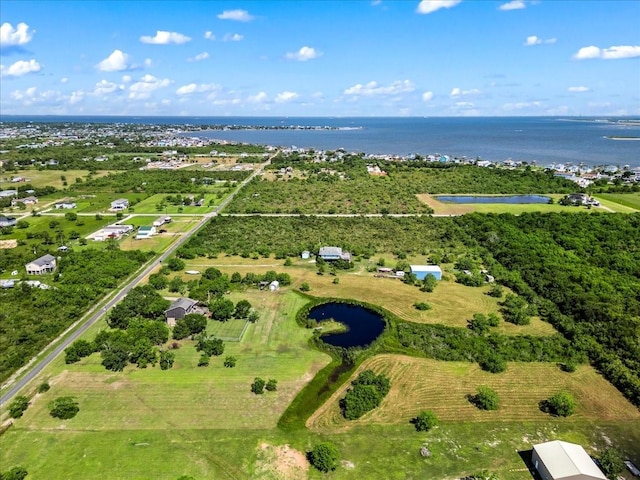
[434,195,551,204]
[307,302,385,348]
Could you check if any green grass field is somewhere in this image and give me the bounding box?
[594,192,640,211]
[0,170,112,190]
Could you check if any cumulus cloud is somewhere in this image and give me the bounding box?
[422,91,434,102]
[61,77,68,84]
[223,33,244,42]
[450,87,480,97]
[568,86,589,92]
[285,46,321,61]
[175,83,220,95]
[10,86,63,106]
[0,22,35,47]
[248,91,268,103]
[344,80,415,96]
[204,31,215,40]
[275,91,299,103]
[93,80,123,95]
[0,59,41,77]
[96,49,131,72]
[140,30,191,45]
[188,52,209,62]
[524,35,556,46]
[416,0,461,15]
[574,45,640,60]
[122,75,132,83]
[503,101,543,110]
[128,74,172,99]
[217,9,254,22]
[499,0,526,10]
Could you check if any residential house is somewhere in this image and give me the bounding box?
[110,198,129,211]
[135,226,156,240]
[25,254,57,275]
[12,196,38,206]
[165,297,199,326]
[54,201,77,209]
[318,246,351,262]
[152,216,171,227]
[531,440,606,480]
[0,189,18,198]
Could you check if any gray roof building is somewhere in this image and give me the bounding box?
[25,254,57,275]
[165,297,199,326]
[532,440,607,480]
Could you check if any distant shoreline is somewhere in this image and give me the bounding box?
[605,136,640,141]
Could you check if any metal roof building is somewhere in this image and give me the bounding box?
[409,265,442,280]
[532,441,607,480]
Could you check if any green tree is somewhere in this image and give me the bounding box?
[148,273,168,290]
[224,356,237,368]
[209,298,235,321]
[166,257,185,271]
[8,396,29,419]
[300,282,310,292]
[420,274,438,292]
[266,379,278,391]
[49,396,79,419]
[543,391,576,417]
[251,377,266,394]
[159,350,175,370]
[234,299,252,319]
[470,386,500,410]
[197,353,210,367]
[248,310,260,323]
[468,313,490,335]
[411,410,438,432]
[37,382,51,393]
[598,448,625,480]
[195,334,225,356]
[479,353,507,373]
[308,442,339,473]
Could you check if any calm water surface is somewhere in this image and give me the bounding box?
[307,302,385,348]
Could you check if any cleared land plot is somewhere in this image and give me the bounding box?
[0,170,112,190]
[308,354,640,431]
[417,193,615,215]
[9,290,329,432]
[118,217,200,252]
[184,257,555,337]
[594,192,640,212]
[130,192,226,214]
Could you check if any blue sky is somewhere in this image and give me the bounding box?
[1,0,639,116]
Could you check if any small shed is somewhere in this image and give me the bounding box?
[410,265,442,281]
[269,280,279,291]
[301,250,311,259]
[532,441,606,480]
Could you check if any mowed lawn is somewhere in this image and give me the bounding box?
[0,170,112,190]
[308,354,640,431]
[182,256,556,337]
[594,192,640,212]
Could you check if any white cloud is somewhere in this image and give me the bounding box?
[0,22,34,46]
[175,83,220,95]
[188,52,209,62]
[499,0,526,10]
[69,91,84,105]
[248,91,268,103]
[143,58,152,67]
[573,45,640,60]
[96,50,131,72]
[503,101,542,110]
[10,86,37,100]
[204,31,215,40]
[61,77,68,84]
[128,74,172,99]
[344,80,415,96]
[223,33,244,42]
[217,9,254,22]
[524,35,556,46]
[10,86,63,106]
[122,75,132,83]
[450,87,480,97]
[422,91,434,102]
[0,59,41,77]
[275,91,299,103]
[285,46,321,61]
[93,80,122,95]
[140,30,191,45]
[416,0,461,15]
[568,86,589,92]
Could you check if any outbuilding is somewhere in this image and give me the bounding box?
[269,280,279,291]
[410,265,442,281]
[135,226,156,239]
[531,440,606,480]
[301,250,310,259]
[110,198,129,211]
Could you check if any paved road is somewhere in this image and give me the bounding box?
[0,162,266,406]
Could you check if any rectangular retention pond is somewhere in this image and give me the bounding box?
[434,195,551,204]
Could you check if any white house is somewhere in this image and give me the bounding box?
[135,226,156,239]
[152,216,171,227]
[110,198,129,211]
[531,441,606,480]
[25,254,57,275]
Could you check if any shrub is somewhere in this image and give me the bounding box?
[1,467,29,480]
[223,356,237,368]
[299,282,310,292]
[251,377,266,394]
[413,302,431,311]
[598,448,625,479]
[308,442,339,473]
[340,370,391,420]
[479,353,507,373]
[159,350,175,370]
[266,379,278,391]
[469,386,499,410]
[8,396,29,419]
[411,410,438,432]
[49,396,79,419]
[197,354,210,367]
[37,382,51,393]
[541,391,576,417]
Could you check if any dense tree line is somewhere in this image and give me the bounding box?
[0,249,152,383]
[340,369,391,420]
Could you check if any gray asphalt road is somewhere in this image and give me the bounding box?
[0,163,265,407]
